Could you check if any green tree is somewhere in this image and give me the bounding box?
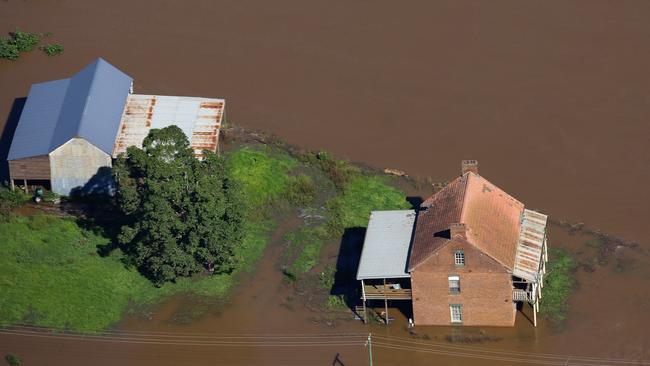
[114,126,245,284]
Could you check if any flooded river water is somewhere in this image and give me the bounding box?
[1,1,649,364]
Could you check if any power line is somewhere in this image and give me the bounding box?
[372,342,628,366]
[0,328,364,347]
[373,335,650,365]
[7,324,365,338]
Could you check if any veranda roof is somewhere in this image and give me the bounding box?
[356,210,415,280]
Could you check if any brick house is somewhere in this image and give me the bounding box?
[356,161,548,327]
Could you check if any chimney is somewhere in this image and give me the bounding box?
[461,160,478,175]
[450,223,467,238]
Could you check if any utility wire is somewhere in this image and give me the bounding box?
[7,323,366,338]
[0,328,363,347]
[372,342,635,366]
[373,335,650,365]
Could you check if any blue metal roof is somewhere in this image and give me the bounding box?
[8,58,133,160]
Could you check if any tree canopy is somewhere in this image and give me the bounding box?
[114,126,245,284]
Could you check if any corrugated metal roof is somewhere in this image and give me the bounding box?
[7,79,70,160]
[409,175,467,270]
[356,210,415,280]
[462,172,524,269]
[409,172,528,272]
[513,209,547,282]
[113,94,224,158]
[8,58,133,160]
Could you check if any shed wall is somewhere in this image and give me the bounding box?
[411,239,516,326]
[8,155,51,180]
[49,138,112,195]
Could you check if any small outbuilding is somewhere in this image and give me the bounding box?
[7,58,225,195]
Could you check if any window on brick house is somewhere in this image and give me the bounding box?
[454,250,465,266]
[448,275,460,294]
[450,304,462,323]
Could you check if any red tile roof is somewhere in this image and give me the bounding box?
[409,172,524,271]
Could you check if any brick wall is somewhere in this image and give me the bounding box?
[411,238,516,326]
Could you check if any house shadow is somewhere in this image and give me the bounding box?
[0,98,26,183]
[330,227,366,309]
[406,196,423,209]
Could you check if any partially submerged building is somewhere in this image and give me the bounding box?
[7,58,224,195]
[357,161,548,327]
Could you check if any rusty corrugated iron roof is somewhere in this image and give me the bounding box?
[512,209,547,282]
[409,175,467,269]
[462,172,524,269]
[112,94,224,158]
[409,172,537,273]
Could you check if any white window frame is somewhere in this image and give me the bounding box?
[454,250,465,266]
[448,275,460,294]
[450,304,462,323]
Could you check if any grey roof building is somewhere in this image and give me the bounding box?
[8,58,133,160]
[7,58,225,195]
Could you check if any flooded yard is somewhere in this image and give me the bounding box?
[1,1,649,364]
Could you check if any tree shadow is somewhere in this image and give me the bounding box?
[69,166,116,197]
[0,97,26,183]
[62,167,122,257]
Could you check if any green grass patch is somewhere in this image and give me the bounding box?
[284,226,330,277]
[325,295,347,311]
[0,214,159,332]
[286,174,317,207]
[327,175,411,232]
[226,146,297,212]
[540,248,576,324]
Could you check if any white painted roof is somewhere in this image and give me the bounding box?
[513,209,547,282]
[356,210,416,280]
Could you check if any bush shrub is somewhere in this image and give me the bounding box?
[0,29,59,60]
[540,248,576,324]
[10,29,41,52]
[0,187,30,221]
[5,354,21,366]
[40,43,64,56]
[0,39,19,60]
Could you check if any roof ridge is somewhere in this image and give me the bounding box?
[458,172,472,226]
[75,59,103,136]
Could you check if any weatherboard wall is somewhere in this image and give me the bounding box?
[49,138,112,195]
[8,155,51,180]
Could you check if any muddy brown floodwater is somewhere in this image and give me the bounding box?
[1,1,650,365]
